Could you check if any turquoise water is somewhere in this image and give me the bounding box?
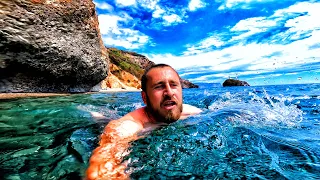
[1,84,320,179]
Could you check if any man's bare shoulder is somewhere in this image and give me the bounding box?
[116,107,146,123]
[104,108,146,138]
[181,104,202,119]
[183,104,202,114]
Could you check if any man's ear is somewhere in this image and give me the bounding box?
[141,91,147,104]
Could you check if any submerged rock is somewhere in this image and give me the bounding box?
[0,0,108,92]
[223,79,250,87]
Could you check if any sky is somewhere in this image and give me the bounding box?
[93,0,320,86]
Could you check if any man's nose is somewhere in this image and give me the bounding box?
[164,84,174,97]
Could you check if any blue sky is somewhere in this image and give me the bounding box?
[93,0,320,86]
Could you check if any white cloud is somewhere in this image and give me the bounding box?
[188,0,206,11]
[274,1,318,16]
[224,1,320,47]
[185,35,225,55]
[114,0,186,27]
[151,8,186,27]
[138,0,160,10]
[183,16,278,55]
[286,72,298,75]
[275,1,320,31]
[102,31,150,49]
[184,1,320,54]
[218,0,276,10]
[151,5,187,26]
[187,69,273,83]
[116,0,136,7]
[93,1,113,11]
[152,6,166,18]
[230,17,278,41]
[135,0,188,27]
[98,14,150,49]
[162,14,184,26]
[98,15,122,35]
[103,37,139,49]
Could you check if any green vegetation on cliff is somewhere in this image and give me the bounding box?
[108,48,145,79]
[107,48,198,89]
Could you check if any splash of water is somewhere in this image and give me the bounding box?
[207,89,303,128]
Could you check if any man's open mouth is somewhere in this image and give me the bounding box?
[162,101,177,110]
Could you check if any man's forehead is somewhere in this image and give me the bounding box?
[146,67,179,79]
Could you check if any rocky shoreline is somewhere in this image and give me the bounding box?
[0,93,71,100]
[0,88,142,100]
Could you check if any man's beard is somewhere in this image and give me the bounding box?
[145,95,183,124]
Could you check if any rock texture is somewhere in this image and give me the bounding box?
[222,79,250,87]
[0,0,108,92]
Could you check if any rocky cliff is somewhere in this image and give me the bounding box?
[0,0,108,92]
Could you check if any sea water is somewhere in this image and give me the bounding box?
[0,83,320,179]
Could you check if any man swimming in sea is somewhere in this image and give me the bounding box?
[86,64,202,179]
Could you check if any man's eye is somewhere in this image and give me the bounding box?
[154,85,163,89]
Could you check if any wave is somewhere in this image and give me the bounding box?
[205,89,303,128]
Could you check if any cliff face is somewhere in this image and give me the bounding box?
[106,63,141,89]
[100,48,198,90]
[0,0,108,92]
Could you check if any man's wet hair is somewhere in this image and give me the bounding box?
[141,64,180,92]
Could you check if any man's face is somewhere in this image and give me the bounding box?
[142,67,183,123]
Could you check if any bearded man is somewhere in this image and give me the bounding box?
[86,64,202,179]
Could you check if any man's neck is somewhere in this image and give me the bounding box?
[144,107,157,124]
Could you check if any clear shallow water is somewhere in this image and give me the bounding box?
[1,83,320,179]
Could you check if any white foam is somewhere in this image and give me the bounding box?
[208,90,303,128]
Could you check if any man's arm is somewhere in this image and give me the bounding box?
[86,117,143,180]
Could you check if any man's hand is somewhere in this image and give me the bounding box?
[86,145,129,179]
